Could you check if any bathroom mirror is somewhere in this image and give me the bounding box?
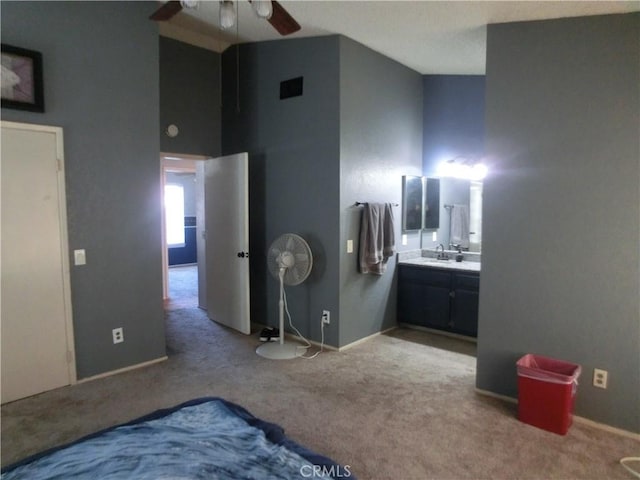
[402,175,423,231]
[402,176,440,231]
[439,178,483,252]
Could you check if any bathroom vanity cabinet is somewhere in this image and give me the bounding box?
[397,264,479,337]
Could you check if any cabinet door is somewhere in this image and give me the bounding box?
[397,282,428,325]
[398,266,451,329]
[422,284,451,329]
[451,288,479,336]
[451,273,480,337]
[398,282,450,328]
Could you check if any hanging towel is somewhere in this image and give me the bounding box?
[450,204,470,249]
[359,202,395,275]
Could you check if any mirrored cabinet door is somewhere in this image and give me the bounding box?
[402,175,423,231]
[424,177,440,229]
[402,176,440,231]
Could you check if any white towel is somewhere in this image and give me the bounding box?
[450,204,470,249]
[359,202,395,275]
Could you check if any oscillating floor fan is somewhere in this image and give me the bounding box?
[256,233,313,360]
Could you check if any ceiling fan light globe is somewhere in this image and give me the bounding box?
[180,0,199,9]
[252,0,273,19]
[219,0,236,29]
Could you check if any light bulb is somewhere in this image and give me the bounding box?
[252,0,273,19]
[219,1,236,30]
[219,1,235,29]
[437,160,488,180]
[470,163,488,181]
[180,0,199,9]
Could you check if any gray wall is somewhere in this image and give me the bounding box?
[220,35,422,348]
[422,75,485,249]
[478,13,640,432]
[1,1,166,378]
[422,75,486,175]
[221,37,342,346]
[338,37,423,346]
[160,37,221,157]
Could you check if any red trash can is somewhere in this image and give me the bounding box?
[516,354,581,435]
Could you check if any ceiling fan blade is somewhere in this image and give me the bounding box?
[149,1,183,21]
[268,1,301,36]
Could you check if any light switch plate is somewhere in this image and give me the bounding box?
[74,249,86,266]
[402,234,408,245]
[347,239,353,254]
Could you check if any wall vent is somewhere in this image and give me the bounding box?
[280,76,303,99]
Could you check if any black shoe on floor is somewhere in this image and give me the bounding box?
[259,327,280,342]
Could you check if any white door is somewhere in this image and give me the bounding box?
[204,153,250,334]
[1,122,76,404]
[196,161,207,310]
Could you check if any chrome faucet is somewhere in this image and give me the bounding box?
[435,244,449,260]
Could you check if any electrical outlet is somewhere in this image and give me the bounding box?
[112,327,124,344]
[322,310,330,325]
[593,368,608,389]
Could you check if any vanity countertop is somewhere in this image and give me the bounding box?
[397,249,481,272]
[398,257,481,272]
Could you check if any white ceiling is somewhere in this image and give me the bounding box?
[158,0,640,74]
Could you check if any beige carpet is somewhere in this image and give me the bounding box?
[1,303,637,479]
[163,264,199,310]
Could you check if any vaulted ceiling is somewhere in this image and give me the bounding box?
[156,0,639,74]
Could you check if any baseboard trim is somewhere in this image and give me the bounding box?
[252,323,398,352]
[251,322,340,352]
[399,323,477,343]
[474,387,517,404]
[283,331,339,351]
[77,356,168,384]
[256,324,398,352]
[572,416,640,441]
[338,326,397,351]
[474,387,640,440]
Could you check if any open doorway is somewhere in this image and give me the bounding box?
[160,151,251,336]
[161,154,205,311]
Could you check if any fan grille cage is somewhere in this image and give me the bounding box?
[267,233,313,285]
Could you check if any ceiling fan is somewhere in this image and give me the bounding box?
[149,0,301,36]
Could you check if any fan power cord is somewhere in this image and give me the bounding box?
[282,287,324,359]
[620,457,640,478]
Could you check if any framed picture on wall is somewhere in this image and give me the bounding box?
[1,44,44,112]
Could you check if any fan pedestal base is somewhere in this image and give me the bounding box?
[256,341,303,360]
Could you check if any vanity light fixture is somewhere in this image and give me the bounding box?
[437,157,488,181]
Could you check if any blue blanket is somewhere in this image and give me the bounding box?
[2,397,353,480]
